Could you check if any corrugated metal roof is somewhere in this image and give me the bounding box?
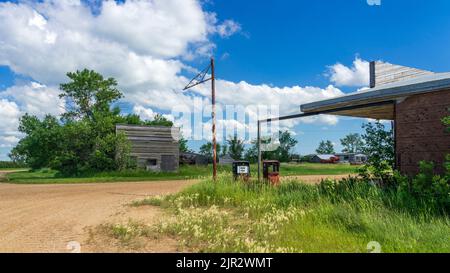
[301,72,450,113]
[315,154,336,160]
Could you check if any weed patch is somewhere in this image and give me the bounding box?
[146,175,450,253]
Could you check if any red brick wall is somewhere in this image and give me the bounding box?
[395,89,450,176]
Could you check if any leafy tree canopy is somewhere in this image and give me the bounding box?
[244,130,298,163]
[10,114,62,169]
[227,135,245,160]
[59,69,122,121]
[316,140,335,154]
[179,137,191,153]
[221,144,228,157]
[359,121,394,180]
[340,133,364,153]
[199,142,222,162]
[361,121,394,167]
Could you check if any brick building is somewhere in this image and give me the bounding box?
[300,61,450,176]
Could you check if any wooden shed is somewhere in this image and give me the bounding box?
[116,124,180,172]
[301,61,450,176]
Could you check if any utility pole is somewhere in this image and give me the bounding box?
[211,58,217,180]
[183,57,217,181]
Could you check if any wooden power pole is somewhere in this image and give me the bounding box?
[183,57,217,181]
[211,58,217,180]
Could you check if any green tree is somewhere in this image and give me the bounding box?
[276,130,298,162]
[144,114,173,127]
[56,70,126,174]
[59,69,122,121]
[244,130,298,163]
[316,140,335,154]
[199,142,221,162]
[179,137,190,153]
[11,69,132,175]
[340,133,363,153]
[9,114,62,169]
[120,113,173,127]
[360,121,394,179]
[12,70,184,175]
[220,144,228,157]
[50,120,95,174]
[244,141,258,163]
[122,114,142,125]
[227,135,245,160]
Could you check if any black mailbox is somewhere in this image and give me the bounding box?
[232,161,250,181]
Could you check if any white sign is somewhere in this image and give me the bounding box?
[237,166,249,174]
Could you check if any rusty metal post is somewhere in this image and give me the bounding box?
[211,57,217,181]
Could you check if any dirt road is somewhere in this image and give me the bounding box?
[0,171,353,253]
[0,174,196,253]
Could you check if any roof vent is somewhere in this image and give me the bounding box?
[369,61,434,88]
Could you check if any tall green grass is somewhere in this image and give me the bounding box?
[5,163,359,184]
[142,174,450,253]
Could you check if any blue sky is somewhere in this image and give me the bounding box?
[202,0,450,155]
[208,0,450,86]
[1,0,450,160]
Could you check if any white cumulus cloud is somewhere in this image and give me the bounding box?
[0,82,65,118]
[215,19,241,38]
[328,57,370,87]
[0,0,348,151]
[0,99,22,148]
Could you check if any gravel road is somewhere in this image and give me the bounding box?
[0,173,195,253]
[0,171,352,252]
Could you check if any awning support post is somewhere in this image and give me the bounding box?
[257,120,261,182]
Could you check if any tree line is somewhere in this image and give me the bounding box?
[315,127,391,155]
[198,122,394,167]
[199,130,299,163]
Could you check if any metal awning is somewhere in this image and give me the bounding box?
[256,63,450,181]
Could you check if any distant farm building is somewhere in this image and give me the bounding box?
[310,154,340,164]
[180,152,208,166]
[219,154,235,165]
[116,124,180,172]
[335,153,367,165]
[301,61,450,176]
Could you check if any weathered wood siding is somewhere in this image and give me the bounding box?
[374,61,434,87]
[116,124,180,172]
[395,89,450,175]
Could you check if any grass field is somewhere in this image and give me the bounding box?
[280,163,358,176]
[4,163,359,184]
[129,175,450,253]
